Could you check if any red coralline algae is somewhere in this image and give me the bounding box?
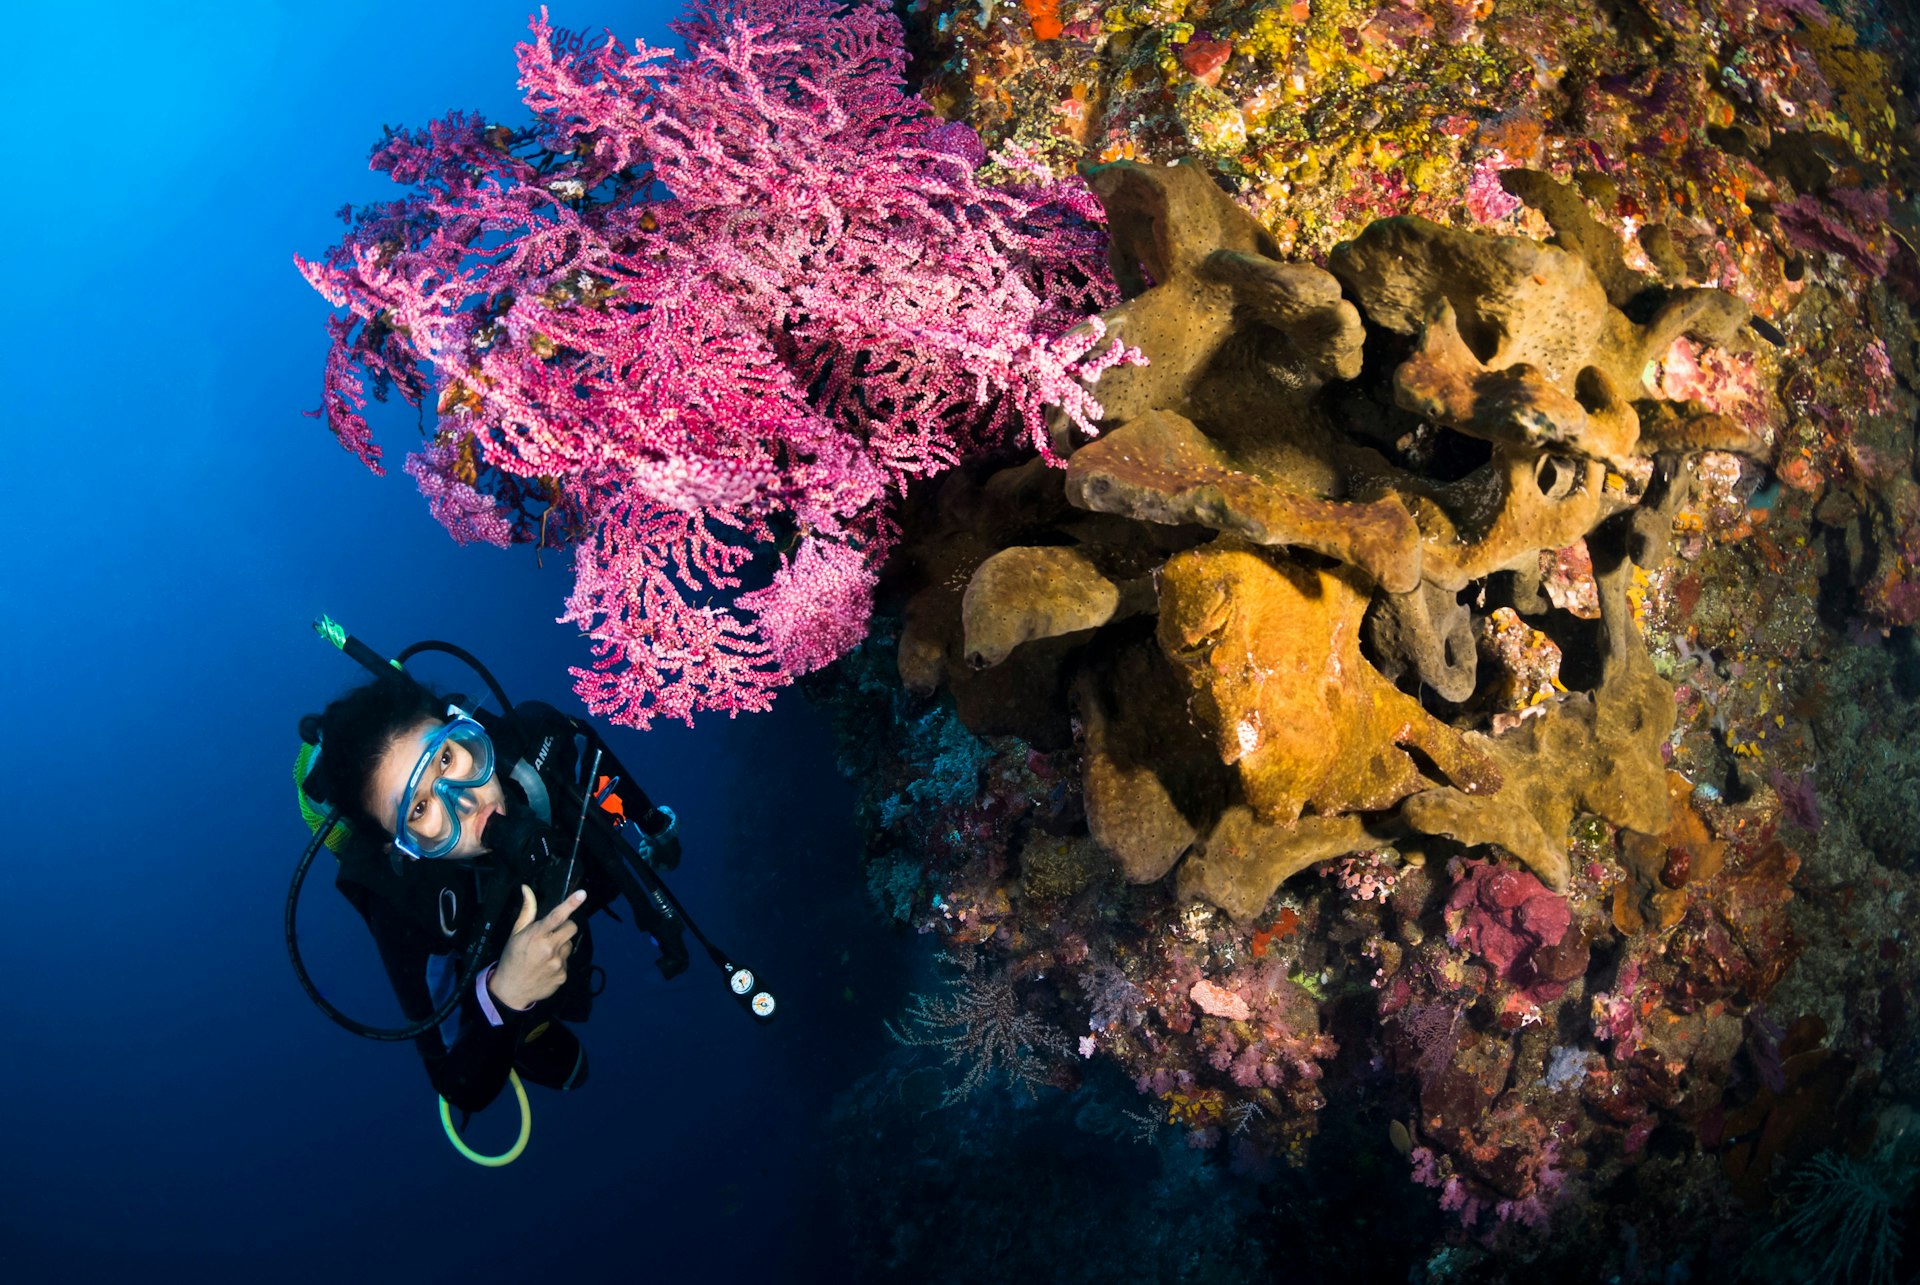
[1463,156,1525,227]
[1190,978,1253,1021]
[1176,36,1232,88]
[1446,859,1573,999]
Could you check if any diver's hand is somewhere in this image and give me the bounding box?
[488,885,586,1011]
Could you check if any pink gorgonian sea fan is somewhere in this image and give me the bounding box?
[296,0,1139,728]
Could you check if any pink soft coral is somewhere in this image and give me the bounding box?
[404,441,515,547]
[299,0,1135,727]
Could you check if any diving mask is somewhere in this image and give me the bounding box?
[393,714,496,861]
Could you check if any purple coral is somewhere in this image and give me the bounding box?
[1769,765,1823,834]
[1399,1000,1465,1092]
[1080,961,1148,1031]
[1775,188,1895,278]
[887,950,1075,1103]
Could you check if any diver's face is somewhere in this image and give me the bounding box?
[366,718,507,860]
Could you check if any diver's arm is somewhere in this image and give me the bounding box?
[483,885,587,1010]
[361,898,525,1115]
[475,962,530,1025]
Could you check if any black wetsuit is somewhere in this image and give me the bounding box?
[333,701,677,1114]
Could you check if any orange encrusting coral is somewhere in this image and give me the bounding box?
[1020,0,1063,42]
[1250,907,1302,958]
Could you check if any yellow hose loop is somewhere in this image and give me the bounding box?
[438,1069,531,1166]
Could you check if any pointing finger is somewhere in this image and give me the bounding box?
[542,888,588,929]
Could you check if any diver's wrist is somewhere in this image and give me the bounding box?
[485,964,533,1014]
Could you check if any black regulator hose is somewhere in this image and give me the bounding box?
[292,622,517,1040]
[284,809,497,1041]
[395,640,515,718]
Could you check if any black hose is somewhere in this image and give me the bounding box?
[288,634,517,1040]
[284,809,493,1041]
[396,640,516,717]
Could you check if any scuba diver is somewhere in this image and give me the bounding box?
[289,619,772,1164]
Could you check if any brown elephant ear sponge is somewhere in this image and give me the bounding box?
[1066,408,1422,593]
[889,164,1747,921]
[1329,213,1751,473]
[1154,539,1501,827]
[1397,557,1676,893]
[1175,806,1375,924]
[1327,215,1612,388]
[961,546,1124,670]
[1072,642,1228,885]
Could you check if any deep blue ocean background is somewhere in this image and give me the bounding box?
[1,3,913,1277]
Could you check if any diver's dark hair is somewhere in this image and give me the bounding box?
[311,672,448,839]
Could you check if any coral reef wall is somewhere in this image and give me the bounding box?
[818,0,1920,1279]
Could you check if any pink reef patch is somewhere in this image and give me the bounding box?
[1191,978,1254,1021]
[1464,156,1524,225]
[1447,860,1572,996]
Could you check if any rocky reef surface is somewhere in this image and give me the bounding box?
[815,0,1920,1279]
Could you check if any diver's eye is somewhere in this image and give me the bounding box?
[439,745,453,770]
[409,798,428,822]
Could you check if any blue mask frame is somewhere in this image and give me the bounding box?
[393,714,496,861]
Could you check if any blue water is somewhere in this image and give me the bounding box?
[1,4,909,1276]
